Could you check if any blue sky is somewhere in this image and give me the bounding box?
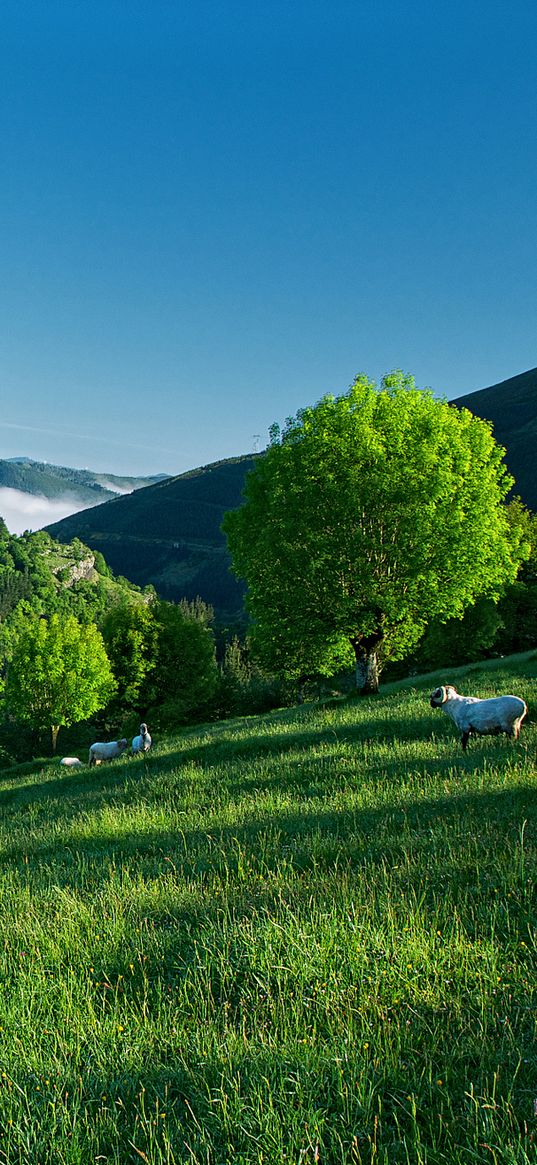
[0,0,536,477]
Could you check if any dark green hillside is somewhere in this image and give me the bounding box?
[0,458,167,504]
[455,366,537,510]
[46,455,258,618]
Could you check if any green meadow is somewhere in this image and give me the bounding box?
[0,655,535,1164]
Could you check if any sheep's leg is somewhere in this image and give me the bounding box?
[461,731,470,750]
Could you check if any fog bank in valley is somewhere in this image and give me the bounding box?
[0,488,90,535]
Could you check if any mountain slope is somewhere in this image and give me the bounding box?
[454,366,537,507]
[46,455,258,619]
[0,458,168,504]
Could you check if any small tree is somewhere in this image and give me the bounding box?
[223,372,528,692]
[5,613,116,752]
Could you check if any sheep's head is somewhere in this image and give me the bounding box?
[140,723,148,734]
[430,685,458,707]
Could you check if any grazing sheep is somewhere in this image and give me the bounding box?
[430,685,527,750]
[60,757,83,767]
[132,722,152,755]
[88,739,128,766]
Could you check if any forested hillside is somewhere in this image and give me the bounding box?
[455,366,537,510]
[0,520,231,763]
[0,522,149,632]
[0,457,167,504]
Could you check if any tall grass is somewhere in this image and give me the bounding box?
[0,657,535,1163]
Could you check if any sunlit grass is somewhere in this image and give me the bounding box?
[0,656,535,1162]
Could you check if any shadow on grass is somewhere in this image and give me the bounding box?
[6,1005,535,1165]
[0,779,535,1158]
[0,715,530,829]
[2,780,535,914]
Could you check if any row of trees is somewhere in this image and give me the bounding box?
[223,372,531,692]
[0,506,288,759]
[0,591,284,758]
[0,596,222,756]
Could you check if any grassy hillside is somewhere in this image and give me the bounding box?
[0,654,535,1162]
[46,455,258,618]
[456,367,537,511]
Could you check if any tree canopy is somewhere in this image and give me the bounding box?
[143,599,219,728]
[101,600,159,717]
[223,372,528,691]
[102,597,219,730]
[5,612,116,752]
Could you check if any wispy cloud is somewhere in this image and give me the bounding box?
[0,422,176,457]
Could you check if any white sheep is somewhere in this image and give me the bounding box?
[88,738,128,766]
[132,722,152,755]
[60,757,83,767]
[430,685,527,750]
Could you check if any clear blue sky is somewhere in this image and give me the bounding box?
[1,0,535,476]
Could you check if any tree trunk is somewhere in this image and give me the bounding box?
[351,631,383,695]
[51,724,60,754]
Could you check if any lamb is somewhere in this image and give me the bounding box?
[60,757,83,767]
[132,722,152,754]
[430,685,527,750]
[88,738,128,766]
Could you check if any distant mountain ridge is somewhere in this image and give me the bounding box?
[0,458,168,504]
[44,367,537,618]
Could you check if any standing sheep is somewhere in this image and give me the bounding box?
[430,685,527,750]
[88,739,128,766]
[132,723,152,754]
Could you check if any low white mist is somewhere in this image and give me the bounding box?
[0,488,91,535]
[98,480,134,495]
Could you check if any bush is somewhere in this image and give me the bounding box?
[216,637,288,717]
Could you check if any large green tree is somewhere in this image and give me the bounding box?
[223,372,528,692]
[5,612,116,752]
